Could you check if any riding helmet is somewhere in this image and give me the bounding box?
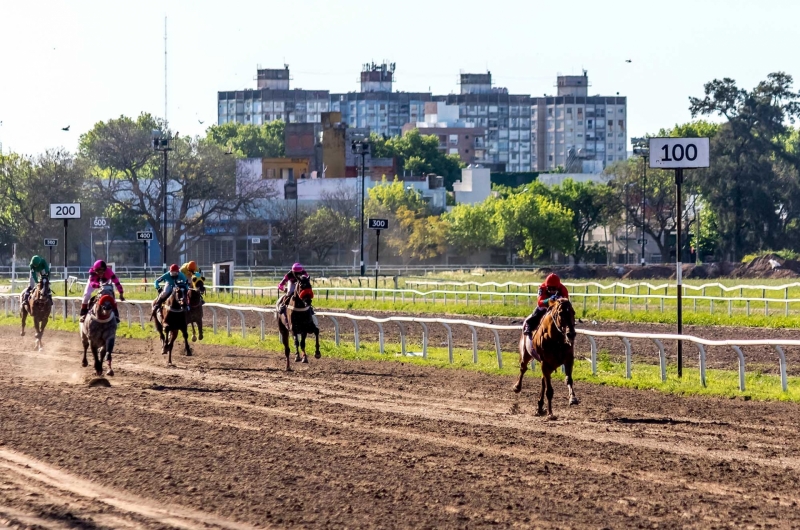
[545,273,562,287]
[292,263,304,272]
[187,261,198,272]
[93,260,107,271]
[30,255,43,267]
[169,264,179,276]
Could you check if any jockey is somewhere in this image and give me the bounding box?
[153,264,189,312]
[22,255,50,304]
[278,263,313,315]
[180,260,202,288]
[81,260,125,323]
[522,273,570,338]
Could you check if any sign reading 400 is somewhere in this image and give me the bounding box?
[49,203,81,219]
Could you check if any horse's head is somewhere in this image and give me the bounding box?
[295,276,314,305]
[96,294,115,321]
[34,276,52,303]
[170,283,189,311]
[193,277,206,297]
[99,281,115,300]
[550,298,576,346]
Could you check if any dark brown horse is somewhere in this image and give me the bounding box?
[276,276,320,370]
[152,284,191,365]
[80,294,117,377]
[21,276,53,351]
[187,278,205,342]
[513,298,578,417]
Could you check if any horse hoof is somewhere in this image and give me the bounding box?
[95,371,104,377]
[314,352,321,359]
[535,409,547,417]
[294,355,302,363]
[569,397,580,406]
[547,414,558,421]
[20,331,25,337]
[81,360,88,368]
[186,351,193,357]
[301,355,309,364]
[191,336,197,343]
[106,369,114,377]
[512,385,522,394]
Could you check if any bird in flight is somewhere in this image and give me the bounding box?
[625,59,632,63]
[198,119,205,125]
[62,125,70,131]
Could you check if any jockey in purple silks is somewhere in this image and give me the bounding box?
[81,260,125,323]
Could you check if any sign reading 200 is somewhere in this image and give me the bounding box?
[49,203,82,219]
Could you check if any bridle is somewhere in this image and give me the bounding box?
[549,299,574,341]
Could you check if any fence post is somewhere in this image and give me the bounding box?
[785,288,790,317]
[420,322,428,359]
[774,345,788,392]
[587,336,597,376]
[441,323,453,364]
[697,344,707,388]
[652,338,666,382]
[732,345,746,391]
[469,326,478,364]
[491,329,503,370]
[621,337,632,379]
[376,322,384,354]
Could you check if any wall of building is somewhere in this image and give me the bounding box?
[453,166,492,205]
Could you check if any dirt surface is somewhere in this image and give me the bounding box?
[1,327,800,529]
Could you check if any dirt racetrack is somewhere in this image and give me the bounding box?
[2,326,800,529]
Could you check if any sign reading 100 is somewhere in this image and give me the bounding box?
[649,138,710,169]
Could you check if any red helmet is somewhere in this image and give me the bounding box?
[544,273,562,288]
[169,264,179,273]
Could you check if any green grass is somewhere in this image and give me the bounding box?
[2,313,798,403]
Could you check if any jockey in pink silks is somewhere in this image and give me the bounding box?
[80,260,125,323]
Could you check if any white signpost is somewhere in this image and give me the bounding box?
[50,203,81,316]
[43,238,58,266]
[368,219,389,291]
[648,138,710,378]
[137,231,154,285]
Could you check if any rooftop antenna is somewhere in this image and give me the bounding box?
[164,16,168,129]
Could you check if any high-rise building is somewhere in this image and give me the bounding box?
[217,65,626,173]
[330,63,431,137]
[402,102,487,166]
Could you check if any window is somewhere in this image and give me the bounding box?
[465,149,469,154]
[618,145,624,151]
[548,108,553,117]
[577,108,583,116]
[449,148,459,155]
[549,154,554,161]
[618,120,624,127]
[578,120,583,126]
[380,104,386,110]
[567,108,573,115]
[577,133,583,138]
[608,120,613,127]
[449,134,458,145]
[608,132,613,138]
[618,132,624,137]
[465,135,469,139]
[608,156,614,161]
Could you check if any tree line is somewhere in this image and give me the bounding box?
[2,72,799,266]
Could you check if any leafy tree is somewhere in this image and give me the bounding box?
[369,130,464,188]
[443,202,495,255]
[689,199,719,260]
[0,150,87,261]
[301,207,358,263]
[547,179,615,263]
[205,121,285,158]
[656,120,721,139]
[688,72,800,259]
[80,113,275,261]
[605,158,678,260]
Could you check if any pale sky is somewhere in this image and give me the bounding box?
[1,0,797,155]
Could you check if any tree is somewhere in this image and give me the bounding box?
[605,158,678,260]
[689,72,800,259]
[443,202,495,256]
[656,120,721,139]
[369,130,464,188]
[0,150,87,260]
[547,179,615,263]
[80,113,275,261]
[205,121,285,158]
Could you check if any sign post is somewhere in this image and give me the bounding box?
[92,217,110,259]
[50,203,81,317]
[368,219,389,295]
[137,231,154,289]
[43,238,58,268]
[649,137,709,378]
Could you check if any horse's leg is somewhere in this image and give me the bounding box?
[81,333,89,368]
[197,318,204,341]
[300,333,308,363]
[513,336,531,393]
[565,357,579,406]
[313,325,321,359]
[105,336,115,376]
[293,331,302,362]
[279,323,291,371]
[20,308,27,337]
[167,329,177,366]
[92,345,103,377]
[544,369,555,417]
[182,325,192,356]
[190,321,197,342]
[537,372,547,416]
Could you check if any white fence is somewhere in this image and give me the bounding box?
[1,294,796,394]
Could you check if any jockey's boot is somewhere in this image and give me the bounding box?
[79,304,89,323]
[22,287,32,305]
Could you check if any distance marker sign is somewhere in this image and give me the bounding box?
[368,218,389,230]
[49,203,81,219]
[136,231,154,241]
[649,138,710,169]
[44,239,58,247]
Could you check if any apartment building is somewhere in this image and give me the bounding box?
[401,102,487,165]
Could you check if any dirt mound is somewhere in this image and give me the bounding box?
[730,254,800,279]
[539,265,626,279]
[623,265,673,280]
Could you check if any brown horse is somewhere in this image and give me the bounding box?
[80,294,117,377]
[276,276,320,370]
[187,278,204,342]
[513,298,578,417]
[152,284,192,365]
[21,276,53,351]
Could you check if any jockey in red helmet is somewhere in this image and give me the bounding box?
[522,273,570,337]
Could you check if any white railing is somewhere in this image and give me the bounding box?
[406,279,800,293]
[0,294,795,394]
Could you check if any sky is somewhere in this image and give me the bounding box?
[1,0,798,155]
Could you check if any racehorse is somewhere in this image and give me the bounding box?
[21,276,53,351]
[187,277,205,342]
[276,275,320,370]
[80,294,117,377]
[513,298,578,417]
[152,284,191,365]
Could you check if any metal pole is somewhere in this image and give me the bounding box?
[63,219,68,319]
[676,167,683,378]
[295,188,299,263]
[143,240,148,290]
[162,148,168,272]
[105,227,109,260]
[49,246,53,268]
[641,156,647,266]
[374,229,380,297]
[624,185,629,264]
[359,151,366,277]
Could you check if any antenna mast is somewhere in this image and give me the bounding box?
[164,16,168,128]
